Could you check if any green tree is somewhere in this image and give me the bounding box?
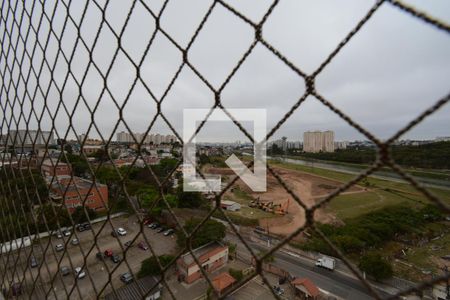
[93,148,110,162]
[359,253,393,281]
[95,166,120,187]
[137,187,159,209]
[138,255,174,278]
[228,268,243,282]
[0,169,49,207]
[64,144,73,154]
[198,154,210,165]
[177,190,204,208]
[36,204,71,232]
[71,206,98,224]
[62,154,89,176]
[177,218,226,249]
[269,144,284,155]
[227,242,237,259]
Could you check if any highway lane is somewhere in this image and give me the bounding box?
[226,233,390,300]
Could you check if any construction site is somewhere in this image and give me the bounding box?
[206,165,364,237]
[248,197,290,215]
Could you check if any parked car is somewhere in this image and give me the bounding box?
[71,238,79,245]
[143,218,152,225]
[74,267,86,279]
[163,229,175,236]
[147,222,157,229]
[55,244,64,252]
[111,255,121,263]
[62,230,71,237]
[60,266,70,276]
[54,231,63,239]
[117,228,127,236]
[76,223,91,232]
[111,230,118,237]
[120,272,133,284]
[137,241,148,250]
[156,227,165,233]
[149,223,160,229]
[104,249,113,257]
[124,240,132,248]
[96,252,105,260]
[30,256,38,268]
[273,286,284,295]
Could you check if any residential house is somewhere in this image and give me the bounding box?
[49,175,108,213]
[104,276,162,300]
[212,272,236,296]
[291,278,320,300]
[41,158,71,177]
[177,242,228,284]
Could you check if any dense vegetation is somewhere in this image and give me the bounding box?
[359,253,393,281]
[176,218,226,249]
[286,141,450,169]
[301,204,443,280]
[71,206,98,224]
[138,255,175,278]
[303,205,441,254]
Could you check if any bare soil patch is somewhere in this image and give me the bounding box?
[205,166,364,236]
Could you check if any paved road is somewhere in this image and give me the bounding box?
[269,156,450,190]
[0,216,176,299]
[225,233,392,300]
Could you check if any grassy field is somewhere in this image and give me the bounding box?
[324,189,427,220]
[387,222,450,281]
[269,159,450,213]
[278,155,450,181]
[223,186,275,220]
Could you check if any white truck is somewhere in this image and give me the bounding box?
[315,256,336,271]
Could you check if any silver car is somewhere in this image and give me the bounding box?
[74,267,86,279]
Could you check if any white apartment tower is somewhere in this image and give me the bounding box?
[116,131,177,144]
[116,131,131,143]
[303,130,335,153]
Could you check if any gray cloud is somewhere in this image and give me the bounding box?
[4,0,449,143]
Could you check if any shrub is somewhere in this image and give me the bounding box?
[138,255,174,278]
[229,268,243,282]
[359,253,393,281]
[176,218,226,249]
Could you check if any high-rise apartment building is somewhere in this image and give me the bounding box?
[303,130,335,153]
[78,133,87,142]
[116,131,131,143]
[116,131,177,145]
[1,129,55,147]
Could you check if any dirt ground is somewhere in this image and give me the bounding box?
[207,166,364,237]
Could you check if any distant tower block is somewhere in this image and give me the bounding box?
[303,130,335,153]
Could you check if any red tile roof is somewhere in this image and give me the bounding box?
[212,272,236,292]
[291,277,320,297]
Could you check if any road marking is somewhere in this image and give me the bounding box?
[284,251,300,258]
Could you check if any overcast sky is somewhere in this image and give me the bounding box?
[2,0,449,143]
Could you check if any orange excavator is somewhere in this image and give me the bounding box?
[274,199,290,215]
